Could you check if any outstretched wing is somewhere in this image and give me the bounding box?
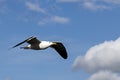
[27,37,40,45]
[12,36,40,48]
[51,42,68,59]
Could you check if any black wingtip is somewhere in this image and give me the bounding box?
[51,42,68,59]
[61,52,68,59]
[63,56,68,59]
[12,36,34,48]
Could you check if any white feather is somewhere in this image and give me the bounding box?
[39,41,53,49]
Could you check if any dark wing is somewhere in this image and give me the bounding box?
[12,36,40,48]
[27,37,40,45]
[51,42,68,59]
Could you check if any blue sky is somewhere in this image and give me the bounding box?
[1,0,120,80]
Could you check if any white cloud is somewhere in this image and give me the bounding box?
[73,38,120,73]
[57,0,120,10]
[52,16,70,23]
[38,15,70,25]
[88,71,120,80]
[0,0,5,2]
[57,0,80,3]
[103,0,120,4]
[83,1,110,10]
[24,1,70,25]
[4,76,12,80]
[0,0,7,14]
[26,2,46,13]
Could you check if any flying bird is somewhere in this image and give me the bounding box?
[12,36,68,59]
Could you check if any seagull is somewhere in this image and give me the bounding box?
[12,36,68,59]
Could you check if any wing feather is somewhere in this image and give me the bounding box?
[12,36,40,48]
[27,37,40,45]
[51,42,68,59]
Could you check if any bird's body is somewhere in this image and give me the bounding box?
[12,36,68,59]
[39,41,53,50]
